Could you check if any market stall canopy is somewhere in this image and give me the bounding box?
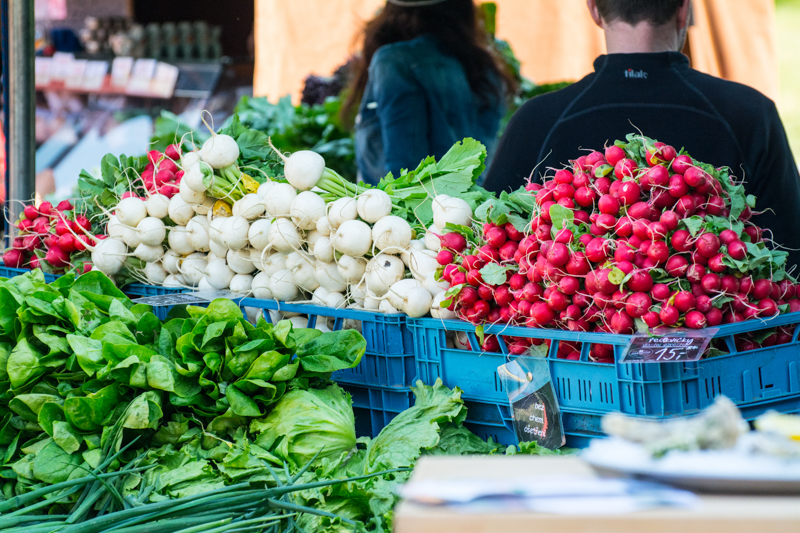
[254,0,778,103]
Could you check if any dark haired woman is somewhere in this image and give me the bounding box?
[343,0,516,185]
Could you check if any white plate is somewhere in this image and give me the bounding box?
[582,438,800,494]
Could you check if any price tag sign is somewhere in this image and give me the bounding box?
[499,351,566,450]
[35,57,53,85]
[64,59,88,88]
[82,60,108,90]
[126,58,158,94]
[620,328,718,363]
[50,51,75,81]
[111,57,134,87]
[150,62,179,98]
[132,290,244,307]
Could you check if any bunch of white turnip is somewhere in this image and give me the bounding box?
[90,134,475,320]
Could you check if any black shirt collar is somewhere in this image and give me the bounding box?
[593,51,690,72]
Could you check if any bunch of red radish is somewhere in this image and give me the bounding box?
[3,200,98,274]
[133,144,183,199]
[437,136,799,361]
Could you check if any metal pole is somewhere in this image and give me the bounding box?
[6,0,34,239]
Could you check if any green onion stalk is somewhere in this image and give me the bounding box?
[201,163,251,202]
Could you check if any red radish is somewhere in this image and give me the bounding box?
[155,169,175,186]
[627,270,654,292]
[554,169,574,184]
[628,201,652,220]
[553,183,575,201]
[585,237,610,262]
[45,246,69,268]
[647,241,669,264]
[683,166,707,186]
[463,255,483,271]
[696,294,713,313]
[672,155,693,174]
[57,233,76,252]
[457,286,479,308]
[3,248,25,268]
[610,310,634,334]
[605,145,626,167]
[668,174,689,198]
[495,285,514,306]
[727,240,747,260]
[665,255,689,277]
[720,275,740,294]
[437,250,454,265]
[526,182,542,192]
[451,271,467,286]
[442,264,459,282]
[719,229,738,245]
[642,311,660,328]
[753,279,772,300]
[23,205,39,220]
[598,194,620,216]
[485,226,507,248]
[573,172,591,188]
[38,201,53,217]
[701,273,721,293]
[477,245,500,263]
[594,177,612,195]
[499,241,519,261]
[147,150,164,165]
[618,181,641,206]
[556,197,574,209]
[32,217,50,235]
[659,210,679,231]
[547,290,569,311]
[674,195,696,216]
[165,144,181,160]
[695,233,721,258]
[529,302,555,327]
[466,269,483,287]
[647,221,668,241]
[744,226,761,243]
[18,219,33,233]
[57,200,73,211]
[685,310,707,329]
[625,292,652,318]
[707,254,726,273]
[121,191,139,200]
[614,158,638,179]
[82,262,93,274]
[758,298,779,317]
[674,291,696,312]
[55,219,71,236]
[481,335,500,352]
[478,284,494,301]
[157,159,178,174]
[706,308,723,326]
[660,304,680,325]
[504,223,524,241]
[574,187,596,207]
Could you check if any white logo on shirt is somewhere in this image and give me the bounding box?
[624,68,648,79]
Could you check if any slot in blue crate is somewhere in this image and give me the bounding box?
[409,313,800,447]
[240,299,415,388]
[123,283,191,297]
[339,382,414,438]
[0,266,59,283]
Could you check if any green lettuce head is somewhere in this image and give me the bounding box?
[250,384,356,468]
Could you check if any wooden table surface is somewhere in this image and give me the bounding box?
[394,456,800,533]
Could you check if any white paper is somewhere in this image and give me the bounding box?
[111,57,134,87]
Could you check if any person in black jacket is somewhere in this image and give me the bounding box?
[483,0,800,265]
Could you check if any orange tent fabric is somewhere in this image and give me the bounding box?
[254,0,779,103]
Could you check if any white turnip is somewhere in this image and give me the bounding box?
[186,216,211,252]
[365,254,405,296]
[205,259,235,290]
[265,183,297,217]
[315,262,347,293]
[268,218,302,254]
[252,271,273,299]
[248,218,272,251]
[337,255,367,284]
[229,273,254,294]
[424,224,442,252]
[269,269,299,301]
[333,219,372,257]
[372,216,412,253]
[356,189,392,223]
[162,249,181,274]
[200,134,239,169]
[144,261,168,285]
[116,196,147,227]
[168,225,195,255]
[169,195,194,225]
[316,216,332,237]
[136,217,166,246]
[313,236,334,263]
[91,238,128,276]
[146,193,170,219]
[431,292,456,320]
[226,216,250,251]
[282,149,326,191]
[227,248,255,274]
[133,243,164,263]
[290,191,326,230]
[180,254,208,286]
[433,196,472,228]
[327,197,357,229]
[233,193,265,220]
[263,252,287,275]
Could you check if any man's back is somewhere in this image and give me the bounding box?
[483,52,800,262]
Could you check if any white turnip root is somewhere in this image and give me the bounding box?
[288,316,309,329]
[364,296,380,311]
[180,178,206,205]
[256,180,275,199]
[304,229,323,249]
[372,216,412,253]
[406,249,439,279]
[133,243,164,263]
[333,219,372,257]
[268,218,302,254]
[146,194,170,219]
[424,224,442,252]
[168,225,195,255]
[287,251,319,292]
[337,255,367,284]
[229,273,254,294]
[186,216,211,252]
[248,218,272,251]
[281,149,326,191]
[163,274,185,288]
[181,151,201,169]
[91,238,128,276]
[209,239,227,258]
[144,261,168,285]
[136,217,167,246]
[107,215,125,240]
[183,162,208,193]
[365,254,405,297]
[116,196,147,227]
[421,271,448,296]
[226,216,250,251]
[205,259,235,290]
[252,271,273,299]
[269,269,300,301]
[200,134,239,169]
[169,195,195,225]
[162,249,181,274]
[227,248,256,274]
[233,193,265,220]
[180,254,208,286]
[327,197,357,229]
[198,276,214,291]
[432,196,472,228]
[263,252,287,275]
[194,196,216,216]
[386,279,425,311]
[401,287,433,318]
[350,284,367,307]
[312,286,330,305]
[290,191,326,230]
[313,236,334,263]
[120,225,141,249]
[379,300,401,314]
[265,183,297,217]
[316,216,332,237]
[401,239,428,265]
[315,262,347,293]
[431,292,456,320]
[324,292,346,309]
[356,189,392,223]
[208,217,229,248]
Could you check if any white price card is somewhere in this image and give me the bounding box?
[150,62,179,98]
[35,57,53,85]
[82,60,108,90]
[111,57,134,87]
[64,59,88,88]
[126,58,158,94]
[50,52,74,80]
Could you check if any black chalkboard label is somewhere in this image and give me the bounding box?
[511,381,565,448]
[620,329,717,363]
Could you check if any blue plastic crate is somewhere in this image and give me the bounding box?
[0,266,59,283]
[338,382,414,438]
[409,313,800,447]
[239,299,415,388]
[123,283,191,297]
